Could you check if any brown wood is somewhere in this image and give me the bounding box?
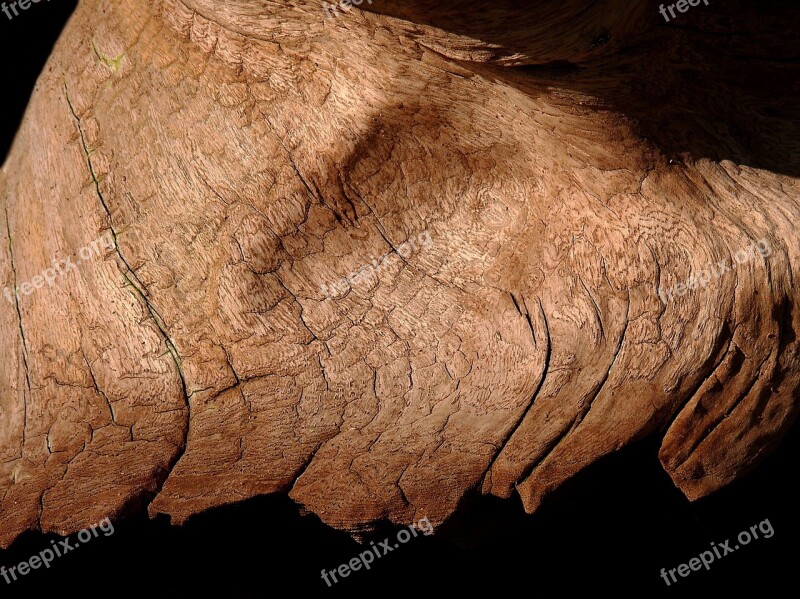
[1,0,798,545]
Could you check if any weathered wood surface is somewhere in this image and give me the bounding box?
[1,0,798,545]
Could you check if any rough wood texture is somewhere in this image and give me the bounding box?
[1,0,798,545]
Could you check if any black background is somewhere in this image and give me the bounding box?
[0,2,797,596]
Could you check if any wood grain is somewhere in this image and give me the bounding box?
[0,0,798,544]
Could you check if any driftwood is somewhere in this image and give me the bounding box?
[1,0,798,545]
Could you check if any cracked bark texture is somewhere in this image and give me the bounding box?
[1,0,799,545]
